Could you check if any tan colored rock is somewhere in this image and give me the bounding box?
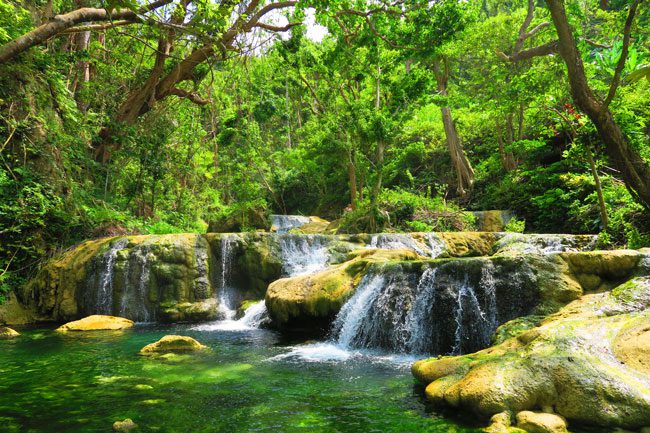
[56,315,134,332]
[561,250,640,280]
[412,277,650,430]
[437,232,497,257]
[516,411,568,433]
[0,326,20,339]
[138,335,206,355]
[113,418,137,432]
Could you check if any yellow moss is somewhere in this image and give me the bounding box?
[437,232,497,257]
[138,335,207,355]
[0,326,20,339]
[614,317,650,375]
[561,250,640,280]
[56,315,134,332]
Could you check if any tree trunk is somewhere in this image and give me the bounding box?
[347,134,357,210]
[433,57,474,196]
[545,0,650,208]
[587,148,608,229]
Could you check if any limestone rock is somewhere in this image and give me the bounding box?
[412,277,650,430]
[0,326,20,339]
[56,315,134,332]
[138,335,207,355]
[515,411,567,433]
[437,232,497,257]
[113,418,137,432]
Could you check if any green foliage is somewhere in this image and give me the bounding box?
[504,217,526,233]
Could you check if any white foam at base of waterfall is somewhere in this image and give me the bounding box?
[193,300,270,331]
[279,235,330,277]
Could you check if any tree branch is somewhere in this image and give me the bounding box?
[168,88,211,105]
[0,0,172,63]
[254,22,300,32]
[497,40,558,62]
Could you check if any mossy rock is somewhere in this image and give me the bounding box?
[560,250,640,281]
[0,326,20,339]
[437,232,497,257]
[412,277,650,430]
[56,315,134,332]
[139,335,207,355]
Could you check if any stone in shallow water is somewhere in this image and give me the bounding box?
[113,418,137,432]
[515,411,567,433]
[56,315,134,332]
[138,335,207,356]
[0,326,20,339]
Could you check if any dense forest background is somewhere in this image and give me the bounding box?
[0,0,649,300]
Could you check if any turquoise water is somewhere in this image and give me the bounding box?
[0,324,482,433]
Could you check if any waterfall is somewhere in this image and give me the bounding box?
[238,301,269,328]
[425,233,445,258]
[271,215,311,233]
[279,234,330,277]
[367,234,429,257]
[496,233,598,254]
[330,260,509,356]
[95,239,128,314]
[405,268,439,353]
[218,235,238,319]
[119,248,153,322]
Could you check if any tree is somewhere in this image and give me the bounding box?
[500,0,650,208]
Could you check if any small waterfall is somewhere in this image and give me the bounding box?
[367,234,429,257]
[332,273,387,348]
[279,234,330,277]
[405,268,439,353]
[271,215,311,233]
[95,239,128,314]
[119,248,153,322]
[218,235,238,319]
[425,233,445,258]
[239,301,269,328]
[496,233,598,254]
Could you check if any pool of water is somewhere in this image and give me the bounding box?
[0,323,483,433]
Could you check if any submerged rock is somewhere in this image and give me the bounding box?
[112,418,137,432]
[56,315,134,332]
[0,326,20,339]
[412,277,650,429]
[138,335,207,355]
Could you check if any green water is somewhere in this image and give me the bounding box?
[0,324,481,433]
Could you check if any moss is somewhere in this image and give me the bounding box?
[492,316,544,345]
[411,277,650,429]
[436,232,497,257]
[56,315,134,332]
[139,335,207,355]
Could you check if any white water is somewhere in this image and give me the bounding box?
[96,238,128,314]
[496,233,598,254]
[425,233,445,258]
[217,235,238,319]
[279,234,330,277]
[193,300,269,331]
[119,248,152,322]
[368,234,429,257]
[405,268,439,353]
[271,215,311,233]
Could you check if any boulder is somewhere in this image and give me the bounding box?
[113,418,137,432]
[56,315,134,332]
[0,326,20,339]
[515,411,568,433]
[138,335,207,355]
[437,232,498,257]
[412,277,650,430]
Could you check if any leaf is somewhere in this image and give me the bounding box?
[627,65,650,82]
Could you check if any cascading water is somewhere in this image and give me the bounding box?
[119,248,153,322]
[279,234,330,277]
[496,233,598,254]
[425,233,445,258]
[368,234,429,257]
[218,235,238,319]
[405,268,439,353]
[94,239,128,315]
[271,215,311,233]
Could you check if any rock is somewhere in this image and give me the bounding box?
[56,315,134,332]
[0,326,20,339]
[265,249,421,329]
[471,210,514,232]
[412,277,650,430]
[484,412,528,433]
[289,216,332,234]
[138,335,207,355]
[515,411,567,433]
[113,418,137,432]
[561,250,640,282]
[437,232,497,257]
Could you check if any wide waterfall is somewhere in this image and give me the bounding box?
[118,248,153,322]
[330,258,533,355]
[368,233,444,258]
[271,215,311,233]
[279,234,330,277]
